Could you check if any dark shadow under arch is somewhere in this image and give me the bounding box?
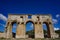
[11,21,17,38]
[43,22,51,38]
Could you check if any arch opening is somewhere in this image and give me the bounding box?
[43,22,51,38]
[11,22,17,38]
[25,21,35,38]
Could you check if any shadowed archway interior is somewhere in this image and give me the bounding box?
[11,22,17,38]
[43,22,51,38]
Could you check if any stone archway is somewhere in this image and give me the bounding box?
[11,22,17,38]
[25,21,35,38]
[6,20,18,38]
[5,14,58,38]
[43,22,51,38]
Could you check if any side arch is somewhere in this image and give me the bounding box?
[43,22,51,38]
[6,20,18,38]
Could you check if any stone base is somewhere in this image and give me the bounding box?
[16,35,25,38]
[51,33,59,38]
[35,35,44,38]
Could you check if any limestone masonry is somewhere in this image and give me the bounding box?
[0,14,59,38]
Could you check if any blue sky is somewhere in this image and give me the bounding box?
[0,0,60,33]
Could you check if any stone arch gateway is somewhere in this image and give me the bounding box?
[25,21,35,38]
[5,14,58,38]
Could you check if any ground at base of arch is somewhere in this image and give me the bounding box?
[0,38,60,40]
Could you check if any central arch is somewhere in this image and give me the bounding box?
[25,21,35,38]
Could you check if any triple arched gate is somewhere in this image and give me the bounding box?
[5,14,57,38]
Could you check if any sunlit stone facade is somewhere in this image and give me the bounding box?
[4,14,59,38]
